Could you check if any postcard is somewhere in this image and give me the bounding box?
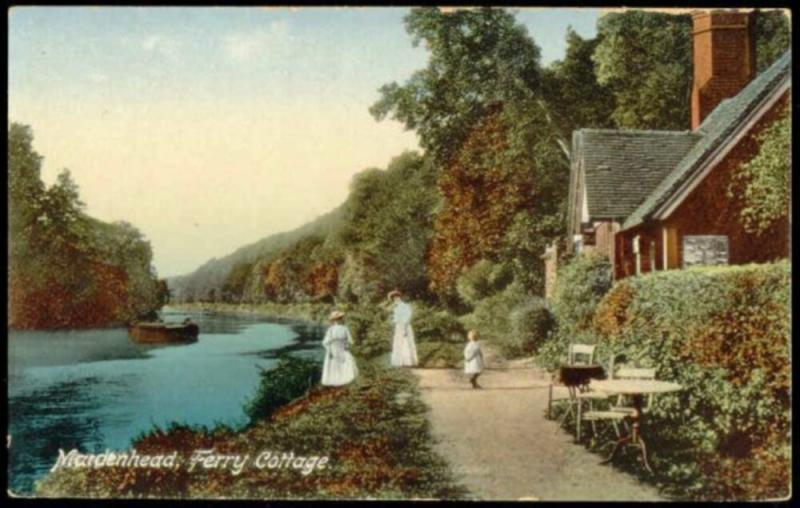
[7,6,791,502]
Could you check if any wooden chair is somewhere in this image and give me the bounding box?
[574,352,619,441]
[547,344,596,421]
[568,344,596,365]
[579,366,656,443]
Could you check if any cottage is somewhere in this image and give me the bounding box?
[559,10,790,283]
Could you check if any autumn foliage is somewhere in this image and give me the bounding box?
[8,123,167,329]
[428,104,564,298]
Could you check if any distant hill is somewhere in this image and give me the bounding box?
[167,205,345,302]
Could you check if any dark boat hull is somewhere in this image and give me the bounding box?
[128,322,199,344]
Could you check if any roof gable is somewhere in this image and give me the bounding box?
[622,50,792,230]
[574,129,700,220]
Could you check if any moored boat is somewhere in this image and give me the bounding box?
[128,320,199,344]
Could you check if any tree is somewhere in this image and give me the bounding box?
[592,11,693,130]
[540,27,616,140]
[591,9,791,131]
[370,8,570,302]
[333,151,439,302]
[8,123,165,329]
[754,10,791,72]
[8,123,45,265]
[370,7,543,165]
[222,260,254,302]
[155,280,171,307]
[427,104,569,300]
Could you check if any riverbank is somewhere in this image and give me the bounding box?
[35,356,468,499]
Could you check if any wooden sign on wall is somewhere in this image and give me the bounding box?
[682,235,729,267]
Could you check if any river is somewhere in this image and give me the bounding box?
[7,308,325,494]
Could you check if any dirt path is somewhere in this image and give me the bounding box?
[411,346,664,501]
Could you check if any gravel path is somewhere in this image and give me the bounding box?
[411,347,664,501]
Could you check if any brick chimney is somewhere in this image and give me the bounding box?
[690,10,757,129]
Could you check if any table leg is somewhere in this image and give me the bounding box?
[630,394,654,474]
[600,434,630,464]
[636,436,653,474]
[600,393,654,473]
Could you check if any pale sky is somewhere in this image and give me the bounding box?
[8,7,600,277]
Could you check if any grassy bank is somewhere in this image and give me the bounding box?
[36,356,468,499]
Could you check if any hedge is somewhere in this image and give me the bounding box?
[587,260,790,500]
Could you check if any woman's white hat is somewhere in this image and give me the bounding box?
[329,310,345,321]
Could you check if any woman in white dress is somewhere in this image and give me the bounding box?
[321,310,358,386]
[387,290,418,367]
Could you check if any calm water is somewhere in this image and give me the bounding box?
[7,308,324,494]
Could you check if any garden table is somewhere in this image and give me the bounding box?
[588,378,683,474]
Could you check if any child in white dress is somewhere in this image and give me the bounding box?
[464,330,484,389]
[321,310,358,387]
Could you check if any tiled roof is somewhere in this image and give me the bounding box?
[575,129,700,220]
[622,50,792,230]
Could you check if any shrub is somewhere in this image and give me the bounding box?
[552,253,613,332]
[339,302,465,364]
[508,297,555,356]
[460,281,526,335]
[340,304,391,361]
[416,341,463,368]
[585,261,790,500]
[412,302,466,344]
[455,259,513,306]
[244,356,322,424]
[536,253,612,369]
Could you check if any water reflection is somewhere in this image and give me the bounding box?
[7,310,323,494]
[8,376,110,492]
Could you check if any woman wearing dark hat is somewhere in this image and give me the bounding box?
[321,310,358,386]
[387,290,418,367]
